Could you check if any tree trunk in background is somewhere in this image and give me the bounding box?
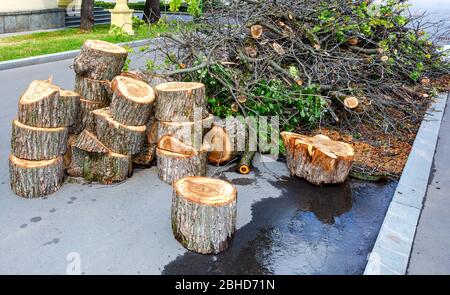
[143,0,161,23]
[80,0,94,31]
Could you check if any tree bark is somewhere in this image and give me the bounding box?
[132,143,157,167]
[64,134,78,170]
[80,0,95,31]
[143,0,161,24]
[69,99,108,134]
[155,82,208,122]
[11,119,68,161]
[110,76,156,126]
[18,80,80,128]
[93,107,146,155]
[73,40,128,81]
[74,75,112,104]
[73,130,109,153]
[281,132,354,185]
[157,113,215,150]
[146,117,158,144]
[171,177,237,254]
[9,155,65,198]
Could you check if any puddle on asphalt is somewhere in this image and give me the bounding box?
[162,170,396,275]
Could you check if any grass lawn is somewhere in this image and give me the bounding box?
[0,22,194,62]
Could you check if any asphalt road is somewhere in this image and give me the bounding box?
[0,55,396,274]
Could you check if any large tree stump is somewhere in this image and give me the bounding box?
[11,119,68,160]
[110,76,156,126]
[93,107,146,155]
[9,155,65,198]
[156,135,207,184]
[171,177,237,254]
[69,99,108,134]
[281,132,354,185]
[157,113,215,150]
[74,75,112,104]
[73,40,128,81]
[155,82,208,122]
[132,143,157,167]
[18,80,80,128]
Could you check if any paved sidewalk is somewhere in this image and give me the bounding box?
[407,92,450,274]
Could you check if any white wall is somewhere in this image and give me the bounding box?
[0,0,58,13]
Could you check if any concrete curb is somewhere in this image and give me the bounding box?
[364,92,449,275]
[0,39,151,71]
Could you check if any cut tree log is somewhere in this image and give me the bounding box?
[73,130,109,153]
[69,99,108,134]
[281,132,354,185]
[73,39,128,81]
[93,107,146,155]
[110,76,156,126]
[11,119,68,160]
[146,117,158,144]
[64,134,78,170]
[74,75,112,104]
[9,155,64,198]
[237,151,256,174]
[156,135,207,184]
[132,143,157,167]
[18,80,80,128]
[171,176,237,254]
[120,71,174,87]
[67,146,132,184]
[154,82,208,122]
[157,113,215,150]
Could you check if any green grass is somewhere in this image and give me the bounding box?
[0,21,194,62]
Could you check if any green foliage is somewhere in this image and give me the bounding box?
[109,25,127,41]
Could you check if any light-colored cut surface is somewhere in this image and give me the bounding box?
[157,135,197,157]
[174,177,236,206]
[20,80,59,104]
[9,154,59,168]
[112,76,155,103]
[85,39,127,54]
[155,82,204,92]
[92,108,146,132]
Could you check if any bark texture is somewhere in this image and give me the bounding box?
[93,107,146,155]
[171,177,237,254]
[73,130,109,153]
[9,155,65,198]
[156,148,207,184]
[18,80,80,128]
[155,82,208,122]
[132,143,157,167]
[69,99,108,134]
[146,117,158,144]
[67,147,132,184]
[73,40,128,81]
[74,75,112,104]
[157,114,215,150]
[64,134,78,170]
[110,76,155,126]
[11,119,68,160]
[281,132,354,185]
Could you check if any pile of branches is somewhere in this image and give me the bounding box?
[150,0,449,135]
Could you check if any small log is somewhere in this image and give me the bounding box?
[237,151,256,174]
[250,25,263,39]
[73,130,109,153]
[11,119,68,160]
[68,147,132,184]
[203,122,244,165]
[110,76,156,126]
[9,155,64,198]
[74,75,112,104]
[157,113,215,150]
[73,39,128,81]
[155,82,208,122]
[18,80,80,128]
[344,96,359,109]
[171,176,237,254]
[64,134,78,170]
[281,132,354,185]
[156,136,207,184]
[132,143,157,167]
[93,107,146,155]
[69,99,108,134]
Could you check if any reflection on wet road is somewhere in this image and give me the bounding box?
[163,165,396,275]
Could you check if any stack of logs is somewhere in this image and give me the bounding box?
[154,82,214,184]
[67,40,156,184]
[9,79,80,198]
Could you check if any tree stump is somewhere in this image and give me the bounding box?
[69,99,108,134]
[155,82,208,122]
[157,113,215,150]
[132,143,157,167]
[110,76,156,126]
[171,176,237,254]
[93,107,146,155]
[281,132,354,185]
[74,75,112,104]
[73,40,128,81]
[9,155,64,198]
[156,135,207,184]
[18,80,80,128]
[11,119,68,160]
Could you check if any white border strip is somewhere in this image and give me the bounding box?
[0,39,150,71]
[364,92,449,275]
